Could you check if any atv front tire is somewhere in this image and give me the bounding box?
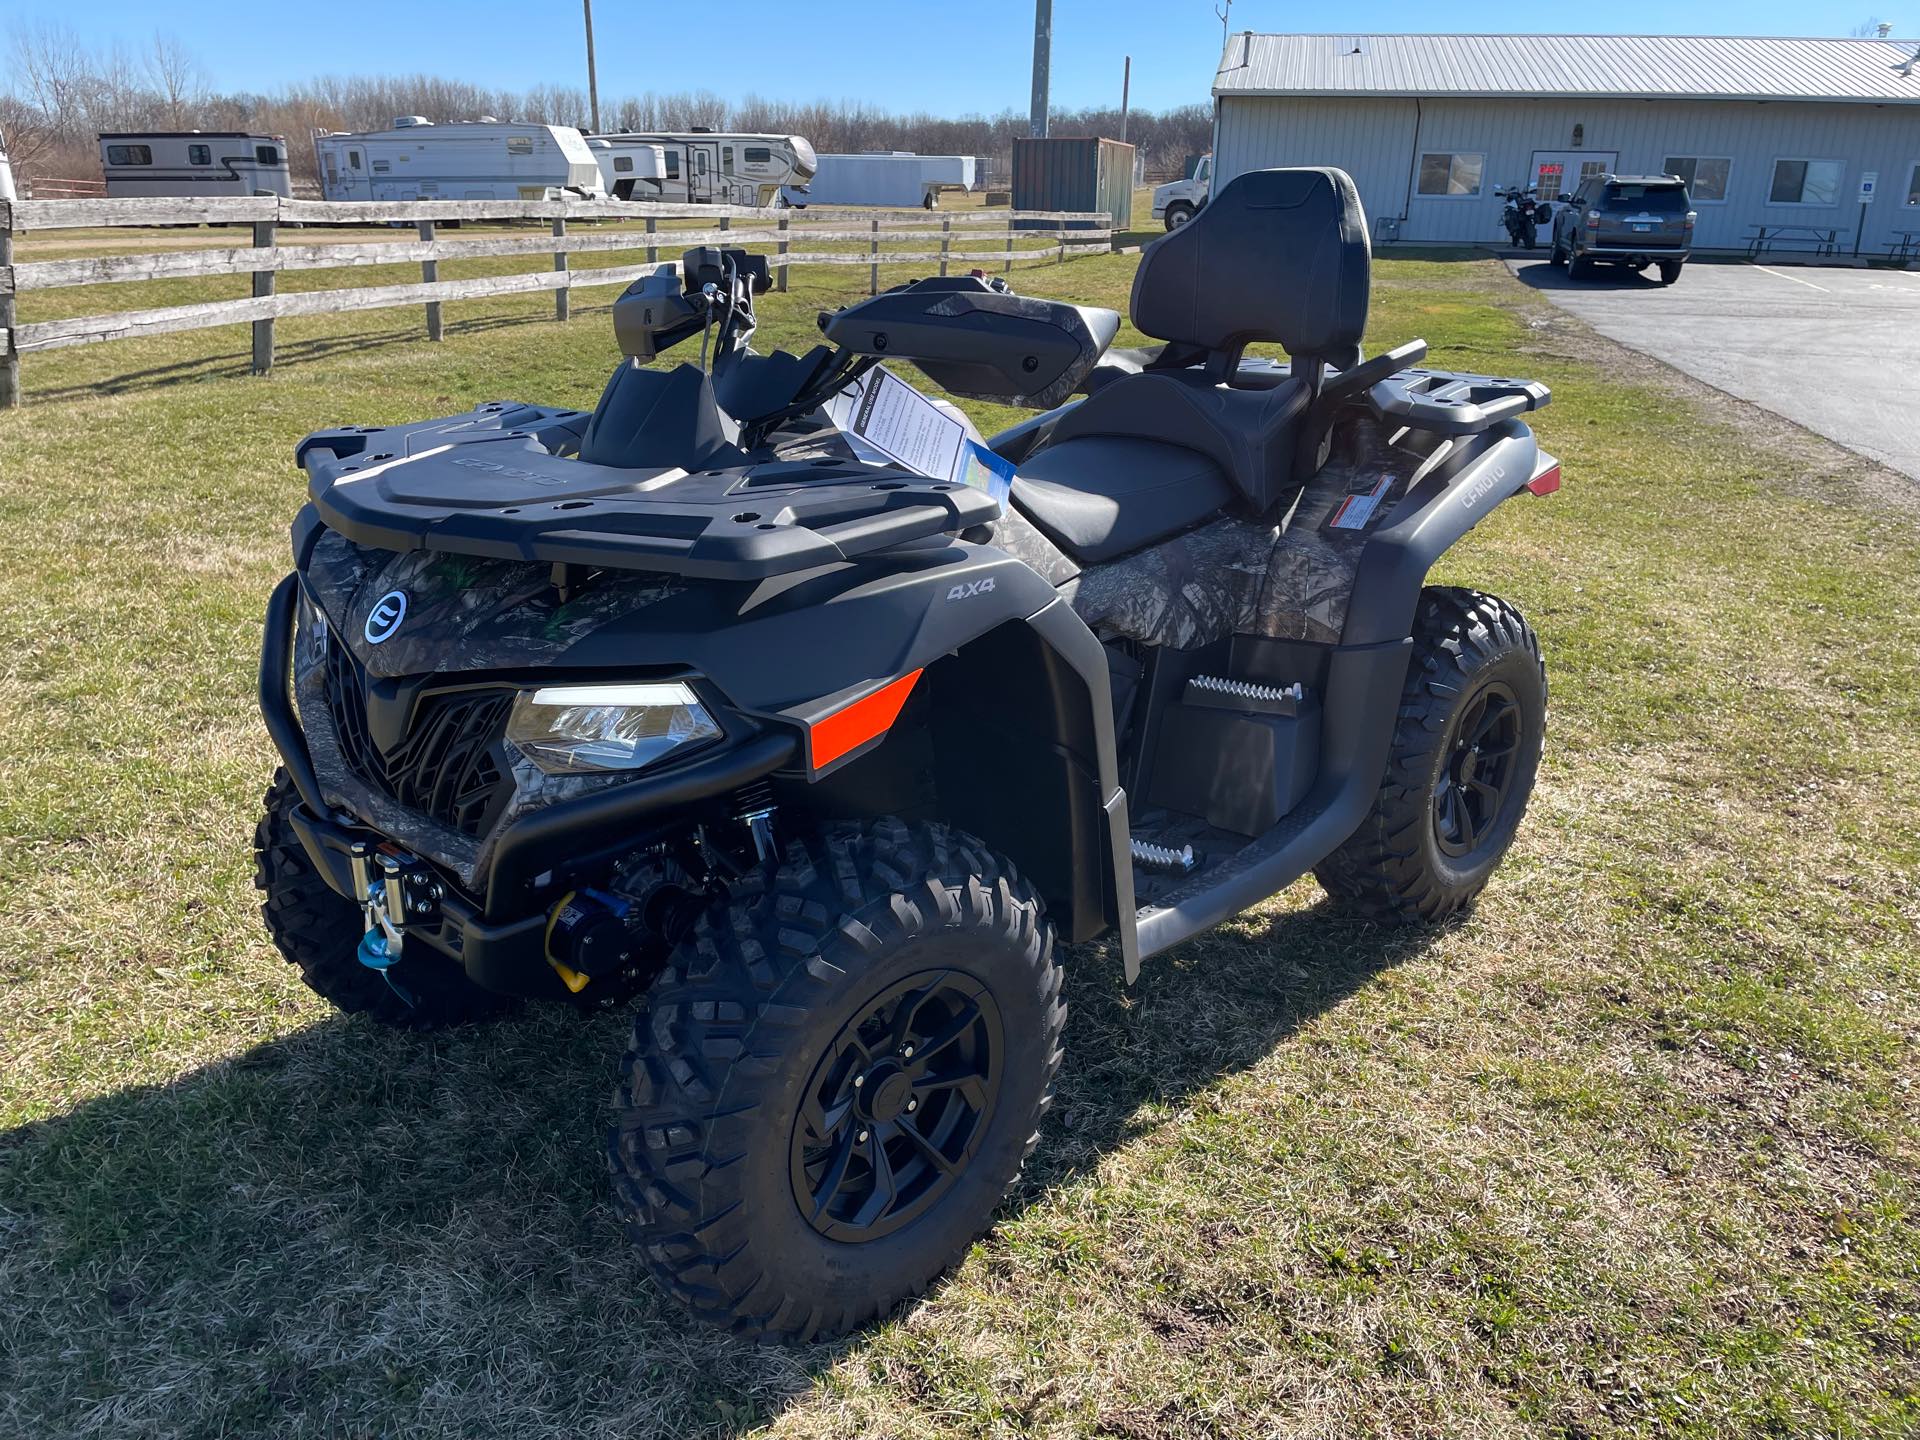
[609,819,1064,1342]
[1315,587,1546,922]
[253,770,516,1027]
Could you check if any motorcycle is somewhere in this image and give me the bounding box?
[1497,186,1550,249]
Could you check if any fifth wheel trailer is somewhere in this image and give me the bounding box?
[588,131,816,205]
[314,118,607,202]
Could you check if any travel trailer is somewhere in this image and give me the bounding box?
[0,126,16,203]
[585,138,670,201]
[98,131,294,198]
[587,130,815,205]
[314,118,606,203]
[789,152,976,208]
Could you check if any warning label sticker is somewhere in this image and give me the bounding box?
[1327,472,1397,531]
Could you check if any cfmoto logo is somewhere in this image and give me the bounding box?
[946,576,996,602]
[364,590,408,645]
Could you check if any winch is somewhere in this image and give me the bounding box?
[348,843,443,995]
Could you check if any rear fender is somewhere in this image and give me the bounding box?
[1343,422,1554,647]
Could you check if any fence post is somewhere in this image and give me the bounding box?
[776,212,789,292]
[940,215,951,277]
[646,214,657,266]
[1004,215,1014,275]
[0,215,17,408]
[1057,217,1066,265]
[552,216,570,322]
[869,217,879,296]
[417,218,443,341]
[251,219,276,376]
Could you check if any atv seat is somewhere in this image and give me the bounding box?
[1010,437,1235,564]
[1016,168,1371,539]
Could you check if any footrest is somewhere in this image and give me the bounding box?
[1184,675,1305,716]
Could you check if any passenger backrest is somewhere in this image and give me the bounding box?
[1131,167,1370,371]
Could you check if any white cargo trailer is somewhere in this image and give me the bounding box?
[98,131,294,198]
[314,117,606,202]
[588,130,815,206]
[789,153,976,209]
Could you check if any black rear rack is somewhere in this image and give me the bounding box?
[1363,367,1551,436]
[297,401,999,581]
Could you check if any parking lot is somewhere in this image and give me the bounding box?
[1511,257,1920,481]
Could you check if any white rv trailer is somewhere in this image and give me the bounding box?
[0,127,16,203]
[313,117,607,203]
[587,130,816,206]
[585,138,669,201]
[788,152,977,209]
[98,131,294,198]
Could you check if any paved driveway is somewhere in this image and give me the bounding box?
[1508,258,1920,481]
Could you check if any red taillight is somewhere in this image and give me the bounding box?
[1526,464,1562,497]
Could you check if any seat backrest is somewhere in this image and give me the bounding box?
[1131,167,1370,372]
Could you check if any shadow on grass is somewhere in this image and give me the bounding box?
[22,303,621,406]
[0,900,1437,1438]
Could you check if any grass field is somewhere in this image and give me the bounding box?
[1,242,1917,1439]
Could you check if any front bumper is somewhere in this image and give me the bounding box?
[259,574,796,996]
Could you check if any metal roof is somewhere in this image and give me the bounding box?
[1214,33,1920,105]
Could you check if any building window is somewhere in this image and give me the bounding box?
[744,146,771,164]
[105,144,153,166]
[188,143,211,166]
[1769,158,1843,206]
[1663,155,1730,203]
[614,156,633,173]
[506,136,534,155]
[254,144,280,166]
[665,149,681,179]
[1416,152,1484,198]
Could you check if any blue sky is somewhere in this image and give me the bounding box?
[10,1,1900,115]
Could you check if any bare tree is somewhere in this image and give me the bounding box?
[144,31,205,127]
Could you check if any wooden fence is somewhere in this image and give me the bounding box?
[0,194,1113,406]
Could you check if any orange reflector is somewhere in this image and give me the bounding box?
[1526,464,1562,497]
[809,669,924,769]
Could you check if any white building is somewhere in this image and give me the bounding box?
[1211,33,1920,253]
[794,153,976,208]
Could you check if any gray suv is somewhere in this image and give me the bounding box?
[1550,174,1694,284]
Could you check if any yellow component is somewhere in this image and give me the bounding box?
[549,959,592,994]
[545,890,591,993]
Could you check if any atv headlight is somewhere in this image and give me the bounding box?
[506,682,722,775]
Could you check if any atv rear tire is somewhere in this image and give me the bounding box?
[609,819,1064,1342]
[253,770,516,1027]
[1314,587,1546,922]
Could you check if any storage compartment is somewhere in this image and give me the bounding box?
[1145,688,1320,838]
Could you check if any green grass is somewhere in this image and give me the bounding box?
[2,247,1918,1439]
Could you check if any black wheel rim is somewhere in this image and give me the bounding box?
[790,969,1003,1242]
[1433,682,1524,859]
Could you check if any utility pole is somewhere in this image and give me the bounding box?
[1030,0,1052,139]
[1120,56,1131,142]
[583,0,602,134]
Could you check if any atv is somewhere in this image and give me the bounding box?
[255,168,1559,1341]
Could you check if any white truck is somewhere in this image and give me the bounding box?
[314,117,607,203]
[98,131,294,198]
[1151,154,1211,230]
[588,130,816,206]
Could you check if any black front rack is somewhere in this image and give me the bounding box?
[297,401,999,581]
